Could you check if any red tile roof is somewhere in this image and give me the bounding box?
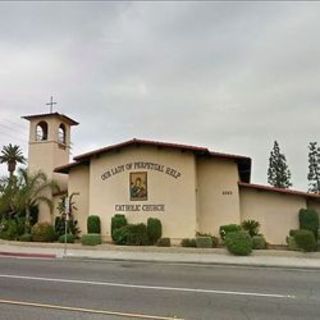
[73,138,250,161]
[239,182,320,199]
[22,112,79,126]
[55,138,251,182]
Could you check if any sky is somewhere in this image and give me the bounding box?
[0,1,319,190]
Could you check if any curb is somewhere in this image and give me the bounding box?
[0,251,56,259]
[61,255,320,271]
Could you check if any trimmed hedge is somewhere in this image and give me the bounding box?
[31,222,57,242]
[87,215,101,234]
[113,226,129,245]
[111,214,127,241]
[113,223,148,246]
[181,238,197,248]
[252,235,266,249]
[147,218,162,245]
[289,229,300,237]
[286,236,299,251]
[196,236,213,248]
[157,238,171,247]
[58,234,75,243]
[126,223,149,246]
[225,231,252,256]
[81,233,101,246]
[299,209,319,239]
[219,224,242,240]
[294,229,317,252]
[196,232,219,248]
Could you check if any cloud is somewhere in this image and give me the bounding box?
[0,1,319,189]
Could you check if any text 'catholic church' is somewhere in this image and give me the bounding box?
[22,111,320,245]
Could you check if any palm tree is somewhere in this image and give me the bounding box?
[14,168,59,233]
[0,144,26,178]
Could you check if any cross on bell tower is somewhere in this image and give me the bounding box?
[46,96,57,113]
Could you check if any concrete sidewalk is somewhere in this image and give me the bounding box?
[1,240,320,269]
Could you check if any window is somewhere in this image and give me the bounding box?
[58,123,66,144]
[36,121,48,141]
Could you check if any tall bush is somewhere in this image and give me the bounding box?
[87,215,101,234]
[147,218,162,244]
[299,208,319,239]
[111,214,127,241]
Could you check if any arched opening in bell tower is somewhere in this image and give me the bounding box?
[36,121,48,141]
[58,123,66,144]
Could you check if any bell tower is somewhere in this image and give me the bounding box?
[22,111,78,221]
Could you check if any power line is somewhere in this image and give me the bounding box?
[0,130,28,144]
[2,118,26,129]
[0,122,27,135]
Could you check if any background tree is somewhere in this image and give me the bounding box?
[307,142,320,193]
[14,168,59,233]
[267,140,292,188]
[0,144,26,178]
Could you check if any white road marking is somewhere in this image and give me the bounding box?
[0,299,182,320]
[0,273,295,299]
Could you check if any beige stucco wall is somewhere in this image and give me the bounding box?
[240,188,307,245]
[87,145,197,240]
[68,165,90,234]
[197,158,241,236]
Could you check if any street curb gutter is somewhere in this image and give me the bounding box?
[61,255,320,271]
[0,251,56,259]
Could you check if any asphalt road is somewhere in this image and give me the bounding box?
[0,257,320,320]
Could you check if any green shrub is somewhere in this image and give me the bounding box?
[0,219,19,240]
[18,233,32,242]
[126,223,149,246]
[196,236,213,248]
[113,226,129,245]
[54,216,80,238]
[113,224,149,246]
[252,235,266,249]
[299,209,319,239]
[111,214,127,241]
[181,238,197,247]
[289,229,300,237]
[286,236,299,251]
[225,231,252,256]
[294,229,317,252]
[58,234,75,243]
[31,222,57,242]
[81,233,101,246]
[157,237,171,247]
[211,236,219,248]
[87,215,101,234]
[196,232,219,248]
[147,218,162,244]
[241,220,260,237]
[219,224,242,240]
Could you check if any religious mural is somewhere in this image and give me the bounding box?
[130,172,148,201]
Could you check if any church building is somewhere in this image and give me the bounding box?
[22,111,320,245]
